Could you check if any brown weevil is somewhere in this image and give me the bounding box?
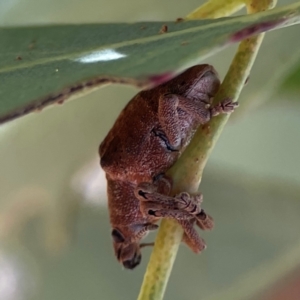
[100,64,238,269]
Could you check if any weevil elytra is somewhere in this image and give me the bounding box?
[100,64,238,269]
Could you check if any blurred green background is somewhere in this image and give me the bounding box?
[1,0,300,300]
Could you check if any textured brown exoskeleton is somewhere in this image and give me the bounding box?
[99,64,238,269]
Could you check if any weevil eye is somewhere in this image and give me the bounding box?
[111,228,125,243]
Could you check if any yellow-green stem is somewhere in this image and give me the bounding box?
[187,0,245,19]
[137,1,276,299]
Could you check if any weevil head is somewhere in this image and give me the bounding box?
[111,227,143,269]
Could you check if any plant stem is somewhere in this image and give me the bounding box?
[137,1,276,299]
[187,0,245,19]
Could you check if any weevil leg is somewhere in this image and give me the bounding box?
[140,201,194,220]
[195,210,214,231]
[179,219,207,253]
[135,182,203,216]
[135,183,211,253]
[158,94,238,150]
[138,202,207,253]
[175,95,239,122]
[157,93,211,149]
[210,98,239,117]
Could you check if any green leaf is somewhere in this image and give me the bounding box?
[1,2,300,124]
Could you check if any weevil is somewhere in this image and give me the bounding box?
[100,64,238,269]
